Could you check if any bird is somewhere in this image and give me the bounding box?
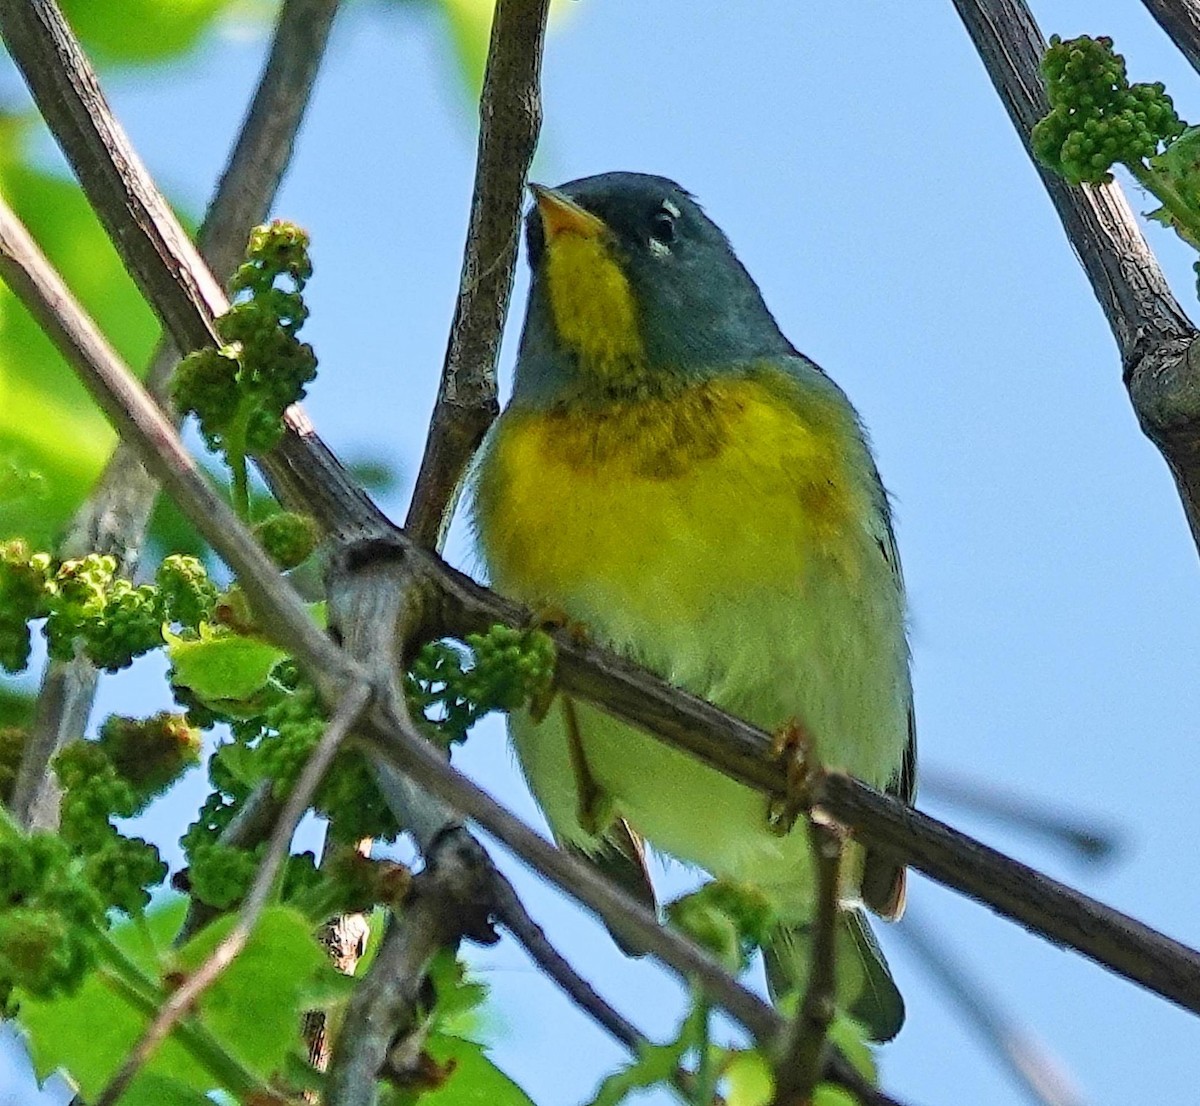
[470,171,915,1040]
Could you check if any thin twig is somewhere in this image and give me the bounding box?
[1141,0,1200,76]
[405,0,550,549]
[10,0,343,831]
[895,909,1089,1106]
[491,871,644,1049]
[919,771,1120,864]
[950,0,1200,556]
[92,683,370,1106]
[770,814,842,1106]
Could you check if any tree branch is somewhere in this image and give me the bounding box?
[10,0,343,832]
[92,683,371,1106]
[324,883,461,1106]
[1141,0,1200,76]
[950,0,1200,555]
[404,0,550,549]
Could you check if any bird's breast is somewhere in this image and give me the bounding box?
[472,368,878,640]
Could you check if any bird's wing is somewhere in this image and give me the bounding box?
[563,818,656,956]
[860,510,916,920]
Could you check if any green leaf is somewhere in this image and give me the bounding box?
[0,681,35,727]
[813,1086,861,1106]
[827,1013,876,1083]
[586,1001,706,1106]
[406,1035,535,1106]
[17,898,215,1102]
[175,905,332,1078]
[59,0,234,66]
[167,628,287,706]
[427,947,489,1037]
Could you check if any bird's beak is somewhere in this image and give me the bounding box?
[529,183,607,241]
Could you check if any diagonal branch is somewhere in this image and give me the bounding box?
[951,0,1200,555]
[92,683,372,1106]
[404,0,550,549]
[1141,0,1200,76]
[0,0,224,352]
[11,0,343,832]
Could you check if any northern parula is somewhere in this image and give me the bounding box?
[471,172,914,1040]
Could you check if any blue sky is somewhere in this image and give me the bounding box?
[5,2,1200,1104]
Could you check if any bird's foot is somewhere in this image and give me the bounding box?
[530,604,591,647]
[767,716,818,836]
[563,697,614,837]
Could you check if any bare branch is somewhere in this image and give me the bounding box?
[324,884,459,1106]
[92,684,371,1106]
[770,815,842,1106]
[1141,0,1200,76]
[950,0,1200,554]
[895,909,1089,1106]
[405,0,550,549]
[491,872,644,1050]
[10,0,343,832]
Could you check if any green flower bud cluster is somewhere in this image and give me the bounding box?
[172,220,318,459]
[408,625,556,744]
[252,676,400,844]
[97,712,202,802]
[0,551,218,676]
[252,512,321,570]
[1032,35,1186,185]
[157,553,219,629]
[0,540,52,673]
[0,821,106,1002]
[667,881,778,974]
[53,740,168,914]
[185,840,261,911]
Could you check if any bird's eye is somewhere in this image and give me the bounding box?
[649,204,679,246]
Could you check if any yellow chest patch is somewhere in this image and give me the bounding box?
[473,371,874,624]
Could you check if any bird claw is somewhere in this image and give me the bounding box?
[531,604,591,647]
[766,717,817,835]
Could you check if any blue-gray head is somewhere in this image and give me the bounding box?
[513,172,796,405]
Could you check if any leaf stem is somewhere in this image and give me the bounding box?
[1127,158,1200,250]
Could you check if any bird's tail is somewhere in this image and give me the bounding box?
[764,908,905,1042]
